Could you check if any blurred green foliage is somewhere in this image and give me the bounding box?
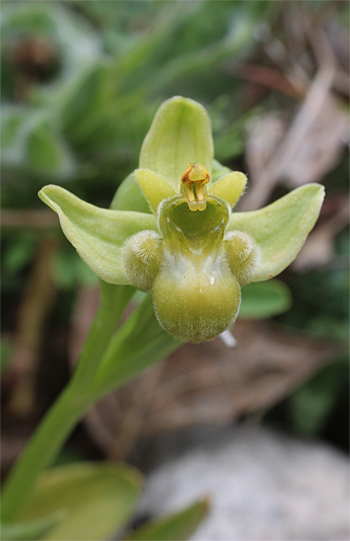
[1,0,348,446]
[124,497,210,541]
[240,280,292,320]
[1,2,349,539]
[1,0,278,314]
[4,459,208,541]
[289,359,348,438]
[1,0,274,208]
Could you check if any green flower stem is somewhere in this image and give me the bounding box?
[1,287,179,524]
[71,282,135,389]
[1,283,134,522]
[1,382,92,523]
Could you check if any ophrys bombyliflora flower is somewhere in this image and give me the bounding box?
[39,97,324,343]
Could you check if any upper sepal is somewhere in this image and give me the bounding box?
[227,183,325,282]
[139,96,214,191]
[38,185,157,284]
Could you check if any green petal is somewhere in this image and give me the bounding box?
[134,169,176,214]
[139,96,214,191]
[209,171,247,208]
[39,185,157,284]
[228,184,325,282]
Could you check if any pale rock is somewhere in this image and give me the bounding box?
[137,426,349,540]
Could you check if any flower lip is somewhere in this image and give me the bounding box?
[158,194,230,243]
[181,162,210,212]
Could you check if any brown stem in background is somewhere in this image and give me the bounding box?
[236,64,306,99]
[241,63,336,211]
[8,237,59,417]
[1,210,58,231]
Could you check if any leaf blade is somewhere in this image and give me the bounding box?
[240,280,292,319]
[124,497,210,541]
[93,294,180,395]
[1,511,65,541]
[18,462,142,541]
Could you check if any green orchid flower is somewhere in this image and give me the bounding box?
[39,96,324,343]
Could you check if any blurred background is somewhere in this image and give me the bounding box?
[1,1,349,539]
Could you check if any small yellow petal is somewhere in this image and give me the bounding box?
[135,169,176,214]
[209,172,247,208]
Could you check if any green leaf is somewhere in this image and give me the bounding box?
[38,185,157,285]
[51,249,96,290]
[124,497,210,541]
[18,462,142,541]
[228,184,325,282]
[240,280,292,319]
[140,97,214,191]
[289,361,347,437]
[27,123,76,178]
[1,108,76,179]
[3,238,36,274]
[1,512,65,541]
[93,294,180,396]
